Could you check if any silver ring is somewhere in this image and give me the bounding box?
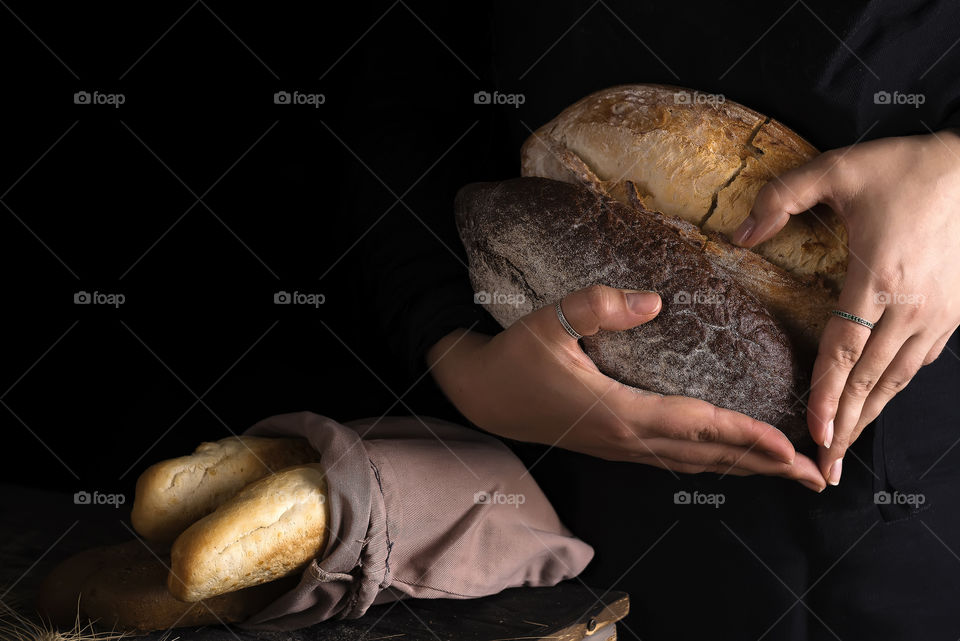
[556,301,583,340]
[831,310,875,330]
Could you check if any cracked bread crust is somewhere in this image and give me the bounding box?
[168,463,329,602]
[132,436,319,543]
[520,83,848,292]
[455,177,808,443]
[707,119,847,288]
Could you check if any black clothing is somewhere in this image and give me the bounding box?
[345,2,960,638]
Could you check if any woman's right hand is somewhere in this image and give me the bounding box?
[427,285,826,491]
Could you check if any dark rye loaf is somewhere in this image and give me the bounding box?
[455,177,808,443]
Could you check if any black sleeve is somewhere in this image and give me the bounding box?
[941,107,960,132]
[342,4,503,379]
[337,0,960,382]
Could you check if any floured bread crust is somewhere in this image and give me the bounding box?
[456,177,809,443]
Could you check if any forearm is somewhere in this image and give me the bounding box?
[427,328,494,424]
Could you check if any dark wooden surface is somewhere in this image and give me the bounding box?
[0,484,628,640]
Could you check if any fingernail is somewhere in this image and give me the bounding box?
[732,216,755,245]
[823,419,834,449]
[799,479,824,493]
[626,291,661,314]
[827,458,843,486]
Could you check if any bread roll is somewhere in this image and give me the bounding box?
[521,83,848,293]
[168,463,329,602]
[132,436,319,543]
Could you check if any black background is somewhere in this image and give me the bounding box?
[0,2,467,496]
[4,1,959,500]
[5,4,960,639]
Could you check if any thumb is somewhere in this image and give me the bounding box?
[732,151,845,248]
[547,285,661,344]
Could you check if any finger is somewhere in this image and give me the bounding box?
[631,394,797,465]
[541,284,661,345]
[733,150,853,247]
[639,439,825,489]
[828,317,914,462]
[923,326,956,365]
[807,271,884,454]
[854,333,939,433]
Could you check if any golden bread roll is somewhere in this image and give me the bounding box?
[168,463,329,602]
[132,435,318,543]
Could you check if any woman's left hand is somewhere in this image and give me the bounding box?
[732,129,960,486]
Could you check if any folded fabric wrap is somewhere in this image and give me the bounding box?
[241,412,593,630]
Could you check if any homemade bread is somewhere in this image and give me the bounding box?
[168,463,329,602]
[132,435,319,543]
[456,177,809,442]
[521,84,848,294]
[454,85,853,441]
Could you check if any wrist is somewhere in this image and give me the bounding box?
[428,328,491,392]
[428,329,496,426]
[427,328,489,365]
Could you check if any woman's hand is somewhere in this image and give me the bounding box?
[733,130,960,485]
[428,285,825,491]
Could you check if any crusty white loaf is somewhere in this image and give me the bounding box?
[521,84,848,290]
[167,463,329,603]
[132,436,319,543]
